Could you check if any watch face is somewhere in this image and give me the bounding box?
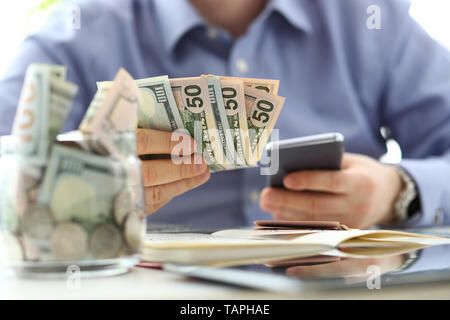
[394,166,419,222]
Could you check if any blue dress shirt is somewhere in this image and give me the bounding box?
[0,0,449,228]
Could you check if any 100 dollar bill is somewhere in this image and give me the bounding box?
[135,76,184,131]
[98,75,185,132]
[39,144,125,226]
[11,64,77,165]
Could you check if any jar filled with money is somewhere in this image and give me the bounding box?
[0,65,146,277]
[0,132,146,277]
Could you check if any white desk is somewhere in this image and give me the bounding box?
[1,266,450,300]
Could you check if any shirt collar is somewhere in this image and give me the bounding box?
[153,0,313,54]
[153,0,205,54]
[268,0,314,34]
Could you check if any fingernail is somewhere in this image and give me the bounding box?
[261,190,274,205]
[284,176,295,188]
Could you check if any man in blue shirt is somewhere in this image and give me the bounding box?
[0,0,449,229]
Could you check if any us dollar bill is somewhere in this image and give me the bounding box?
[219,77,250,167]
[135,76,184,131]
[99,75,185,132]
[244,87,285,164]
[46,64,67,80]
[48,77,79,143]
[214,75,279,95]
[57,130,137,158]
[11,64,77,165]
[170,77,227,171]
[203,75,237,167]
[80,68,141,157]
[39,145,126,227]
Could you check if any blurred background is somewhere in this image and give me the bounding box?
[1,0,449,78]
[0,0,449,162]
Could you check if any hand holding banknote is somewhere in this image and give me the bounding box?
[137,128,210,214]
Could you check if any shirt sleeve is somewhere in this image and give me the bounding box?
[381,8,450,228]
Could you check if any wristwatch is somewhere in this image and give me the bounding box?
[389,250,421,274]
[393,166,419,223]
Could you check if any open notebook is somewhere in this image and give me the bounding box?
[143,221,450,266]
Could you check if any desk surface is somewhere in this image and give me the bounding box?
[1,266,450,300]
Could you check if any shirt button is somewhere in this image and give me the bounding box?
[249,189,260,204]
[236,58,249,74]
[434,209,444,225]
[206,27,219,39]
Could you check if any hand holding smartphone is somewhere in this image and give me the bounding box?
[264,133,345,188]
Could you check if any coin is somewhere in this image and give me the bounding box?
[90,224,122,259]
[22,204,54,240]
[0,232,24,263]
[114,188,133,226]
[50,222,88,261]
[123,210,145,252]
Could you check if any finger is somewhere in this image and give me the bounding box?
[260,188,348,217]
[141,156,207,186]
[341,153,356,169]
[144,169,211,206]
[283,170,355,193]
[137,128,195,156]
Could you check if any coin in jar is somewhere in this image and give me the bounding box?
[123,210,145,252]
[22,204,54,240]
[114,188,133,226]
[50,222,88,261]
[90,223,122,259]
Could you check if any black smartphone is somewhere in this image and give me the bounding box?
[263,133,345,188]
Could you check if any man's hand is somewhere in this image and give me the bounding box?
[260,153,404,229]
[137,128,210,215]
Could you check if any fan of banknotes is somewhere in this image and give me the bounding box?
[96,73,285,171]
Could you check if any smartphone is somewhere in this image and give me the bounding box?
[264,133,345,188]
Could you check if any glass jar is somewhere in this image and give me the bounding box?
[0,132,146,278]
